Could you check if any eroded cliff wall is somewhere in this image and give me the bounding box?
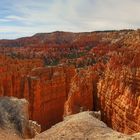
[64,67,99,116]
[98,51,140,134]
[0,30,140,135]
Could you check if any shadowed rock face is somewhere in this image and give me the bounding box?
[64,67,97,116]
[0,97,40,139]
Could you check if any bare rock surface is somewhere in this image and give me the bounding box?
[0,97,40,139]
[33,111,140,140]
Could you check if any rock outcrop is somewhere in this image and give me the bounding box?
[0,97,40,139]
[2,110,140,140]
[34,111,140,140]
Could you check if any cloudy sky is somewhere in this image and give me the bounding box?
[0,0,140,39]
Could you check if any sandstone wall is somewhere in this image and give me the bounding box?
[0,56,77,130]
[98,59,140,134]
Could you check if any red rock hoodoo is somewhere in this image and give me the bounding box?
[0,29,140,135]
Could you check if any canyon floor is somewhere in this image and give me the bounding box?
[0,29,140,139]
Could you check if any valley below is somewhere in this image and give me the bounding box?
[0,29,140,139]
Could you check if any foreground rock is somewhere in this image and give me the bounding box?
[0,97,40,139]
[0,102,140,140]
[33,111,140,140]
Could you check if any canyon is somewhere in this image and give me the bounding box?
[1,98,140,140]
[0,29,140,139]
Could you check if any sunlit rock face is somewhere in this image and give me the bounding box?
[98,50,140,134]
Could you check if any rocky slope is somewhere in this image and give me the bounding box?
[1,104,140,140]
[34,111,140,140]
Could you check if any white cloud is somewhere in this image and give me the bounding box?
[6,15,26,21]
[0,19,11,22]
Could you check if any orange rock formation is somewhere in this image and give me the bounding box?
[0,29,140,135]
[64,67,98,116]
[98,50,140,134]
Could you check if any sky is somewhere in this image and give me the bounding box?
[0,0,140,39]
